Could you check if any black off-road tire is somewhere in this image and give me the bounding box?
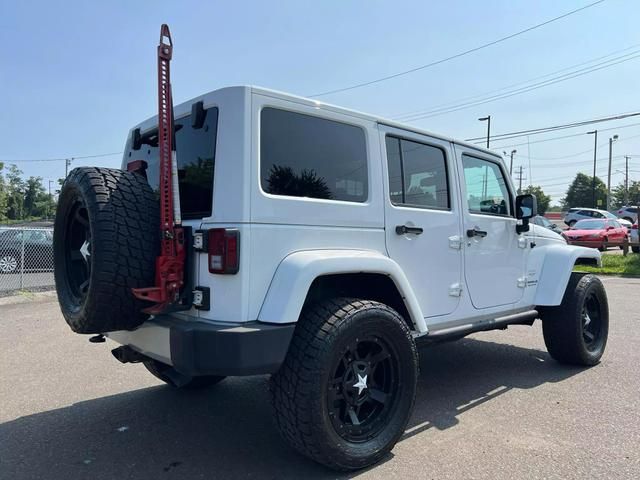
[539,273,608,366]
[54,167,159,334]
[143,360,226,389]
[270,298,418,471]
[632,246,640,254]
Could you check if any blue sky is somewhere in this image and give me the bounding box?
[2,0,639,204]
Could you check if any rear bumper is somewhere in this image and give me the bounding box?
[107,317,295,376]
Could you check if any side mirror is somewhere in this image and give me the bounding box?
[515,194,537,219]
[606,226,614,231]
[515,194,537,234]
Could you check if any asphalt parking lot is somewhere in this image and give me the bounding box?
[1,277,639,480]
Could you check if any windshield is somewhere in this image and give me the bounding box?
[574,219,606,230]
[603,211,617,219]
[122,106,219,220]
[536,216,551,227]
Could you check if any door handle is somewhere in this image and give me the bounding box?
[396,225,423,235]
[466,227,487,238]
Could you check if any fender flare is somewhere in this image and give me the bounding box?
[533,244,601,306]
[257,249,426,333]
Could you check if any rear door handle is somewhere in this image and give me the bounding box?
[466,227,487,238]
[396,225,423,235]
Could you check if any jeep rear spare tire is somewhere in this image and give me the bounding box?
[54,167,159,333]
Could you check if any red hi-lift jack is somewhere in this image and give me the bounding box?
[131,25,187,314]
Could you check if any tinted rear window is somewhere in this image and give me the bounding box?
[124,107,218,219]
[260,108,368,202]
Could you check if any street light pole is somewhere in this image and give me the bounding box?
[607,135,618,211]
[479,116,491,148]
[587,130,598,208]
[510,149,516,175]
[625,155,630,205]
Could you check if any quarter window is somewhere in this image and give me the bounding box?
[462,155,511,216]
[385,136,450,209]
[260,108,368,202]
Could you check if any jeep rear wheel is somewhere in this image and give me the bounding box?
[270,298,418,471]
[539,273,608,366]
[54,167,159,334]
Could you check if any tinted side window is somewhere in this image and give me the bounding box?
[385,136,450,209]
[260,108,368,202]
[462,155,510,216]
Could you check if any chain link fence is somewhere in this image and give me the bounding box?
[0,227,55,294]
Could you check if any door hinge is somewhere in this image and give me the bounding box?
[517,277,527,288]
[448,283,463,297]
[192,287,210,310]
[517,236,528,249]
[448,235,462,250]
[193,230,208,252]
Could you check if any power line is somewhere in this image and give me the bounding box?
[391,43,640,120]
[308,0,605,97]
[494,124,640,149]
[466,111,640,143]
[393,49,640,121]
[0,151,123,163]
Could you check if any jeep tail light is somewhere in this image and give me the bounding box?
[208,229,240,274]
[632,224,638,230]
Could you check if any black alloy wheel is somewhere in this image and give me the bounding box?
[540,273,609,366]
[581,292,602,351]
[270,298,418,471]
[63,199,92,306]
[328,334,399,442]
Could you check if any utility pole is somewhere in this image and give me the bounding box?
[625,155,630,206]
[587,130,598,208]
[515,166,525,194]
[607,135,618,211]
[48,180,54,220]
[478,116,491,148]
[65,158,73,177]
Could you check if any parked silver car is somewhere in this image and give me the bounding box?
[564,207,632,230]
[615,206,638,223]
[631,222,639,253]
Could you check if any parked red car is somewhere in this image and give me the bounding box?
[562,218,628,250]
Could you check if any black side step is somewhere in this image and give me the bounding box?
[417,309,539,346]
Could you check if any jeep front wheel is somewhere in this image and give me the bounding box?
[270,298,418,471]
[539,273,608,366]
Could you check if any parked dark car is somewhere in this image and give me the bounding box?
[0,229,53,274]
[532,215,563,234]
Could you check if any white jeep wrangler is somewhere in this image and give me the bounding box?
[54,86,608,471]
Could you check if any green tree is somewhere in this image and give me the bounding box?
[522,185,551,215]
[0,162,7,221]
[5,164,26,220]
[23,176,56,218]
[561,173,607,210]
[611,180,640,209]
